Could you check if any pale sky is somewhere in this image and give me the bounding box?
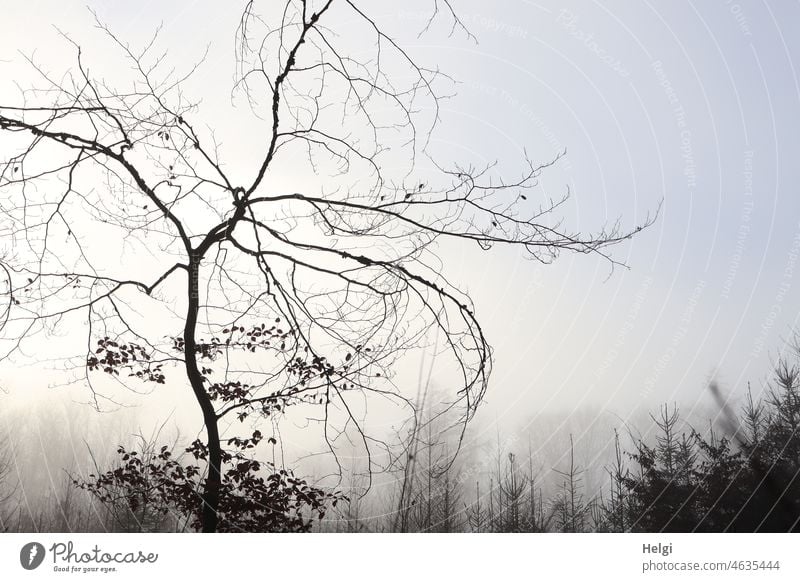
[2,0,800,451]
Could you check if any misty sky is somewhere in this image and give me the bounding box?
[2,0,800,448]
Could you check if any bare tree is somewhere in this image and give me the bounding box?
[0,430,15,532]
[552,435,590,532]
[601,429,630,532]
[0,1,651,532]
[392,394,467,532]
[498,452,526,532]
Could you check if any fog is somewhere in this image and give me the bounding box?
[2,1,800,532]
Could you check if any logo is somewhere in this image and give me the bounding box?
[20,542,46,570]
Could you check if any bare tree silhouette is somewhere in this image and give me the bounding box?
[0,431,15,532]
[0,1,651,532]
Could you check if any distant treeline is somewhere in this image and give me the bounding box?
[333,358,800,533]
[2,357,800,533]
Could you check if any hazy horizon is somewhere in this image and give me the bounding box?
[2,0,800,534]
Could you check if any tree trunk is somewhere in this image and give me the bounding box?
[184,257,222,532]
